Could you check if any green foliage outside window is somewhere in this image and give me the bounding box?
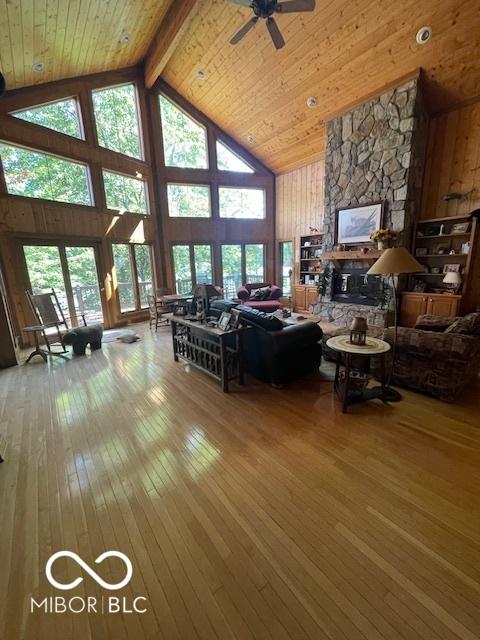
[134,245,154,307]
[222,245,242,297]
[12,97,82,138]
[216,141,253,173]
[172,245,192,294]
[167,184,210,217]
[0,143,91,205]
[159,95,208,169]
[112,244,135,312]
[103,170,148,214]
[93,84,142,159]
[219,187,265,219]
[193,245,213,284]
[245,244,264,283]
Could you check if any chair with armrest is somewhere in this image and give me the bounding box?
[371,312,480,401]
[148,295,170,331]
[26,288,86,352]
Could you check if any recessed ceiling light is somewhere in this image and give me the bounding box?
[306,97,317,108]
[416,26,432,45]
[32,62,44,73]
[119,33,130,45]
[196,69,207,80]
[247,133,255,145]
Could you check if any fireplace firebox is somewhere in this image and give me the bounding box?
[332,269,383,306]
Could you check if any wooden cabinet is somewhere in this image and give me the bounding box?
[293,285,306,311]
[293,285,318,312]
[400,292,461,327]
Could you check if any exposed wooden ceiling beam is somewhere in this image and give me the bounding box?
[144,0,199,89]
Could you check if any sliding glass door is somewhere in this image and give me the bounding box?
[23,242,104,325]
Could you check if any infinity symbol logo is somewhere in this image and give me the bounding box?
[46,551,133,591]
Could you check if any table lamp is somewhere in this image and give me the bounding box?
[442,271,462,294]
[367,247,424,401]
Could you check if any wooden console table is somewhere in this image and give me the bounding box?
[169,315,248,392]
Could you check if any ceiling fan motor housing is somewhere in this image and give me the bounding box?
[252,0,278,18]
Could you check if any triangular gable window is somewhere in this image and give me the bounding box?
[216,140,254,173]
[11,97,82,139]
[159,95,208,169]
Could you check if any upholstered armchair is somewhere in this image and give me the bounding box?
[372,313,480,401]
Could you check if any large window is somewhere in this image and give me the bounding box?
[221,245,242,298]
[0,142,91,205]
[92,84,142,159]
[112,243,153,312]
[219,187,265,219]
[103,170,148,215]
[172,244,213,294]
[167,184,211,218]
[159,95,208,169]
[216,141,253,173]
[279,241,293,296]
[12,97,82,138]
[172,245,192,294]
[245,244,265,283]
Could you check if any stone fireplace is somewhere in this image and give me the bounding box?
[311,77,428,326]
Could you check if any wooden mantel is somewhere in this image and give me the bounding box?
[321,250,382,268]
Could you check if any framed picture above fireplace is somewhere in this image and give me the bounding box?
[335,202,384,245]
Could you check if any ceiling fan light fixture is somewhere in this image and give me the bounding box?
[32,62,44,73]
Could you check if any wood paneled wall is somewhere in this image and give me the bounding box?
[421,101,480,219]
[275,158,325,278]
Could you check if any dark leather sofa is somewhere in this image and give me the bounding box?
[210,301,323,386]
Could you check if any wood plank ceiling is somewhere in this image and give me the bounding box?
[1,0,480,173]
[0,0,172,90]
[162,0,480,172]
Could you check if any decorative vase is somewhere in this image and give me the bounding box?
[377,240,391,250]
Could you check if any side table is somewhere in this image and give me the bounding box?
[326,335,391,413]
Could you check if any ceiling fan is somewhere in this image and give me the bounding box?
[227,0,316,50]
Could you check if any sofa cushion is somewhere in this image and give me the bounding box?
[445,312,480,336]
[242,300,283,313]
[269,285,282,300]
[237,287,249,301]
[236,305,284,331]
[414,314,458,332]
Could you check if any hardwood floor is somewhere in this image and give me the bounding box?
[0,322,479,640]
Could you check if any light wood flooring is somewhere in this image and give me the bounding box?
[0,322,479,640]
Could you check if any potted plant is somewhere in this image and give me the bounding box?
[370,228,398,250]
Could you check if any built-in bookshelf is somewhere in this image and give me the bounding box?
[409,213,478,311]
[299,233,323,285]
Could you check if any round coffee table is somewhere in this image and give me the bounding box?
[326,335,391,413]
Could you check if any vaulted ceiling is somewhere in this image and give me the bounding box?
[1,0,480,173]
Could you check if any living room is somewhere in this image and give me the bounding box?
[0,1,479,639]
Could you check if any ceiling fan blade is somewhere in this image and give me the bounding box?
[275,0,316,13]
[230,17,258,45]
[266,17,285,49]
[225,0,252,6]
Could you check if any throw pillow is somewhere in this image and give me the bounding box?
[445,312,480,336]
[252,286,271,301]
[415,314,457,332]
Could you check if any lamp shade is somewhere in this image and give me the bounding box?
[442,271,462,284]
[367,247,424,275]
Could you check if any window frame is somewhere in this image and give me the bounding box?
[112,242,155,313]
[159,92,209,170]
[166,182,212,218]
[279,240,293,297]
[92,81,145,161]
[102,167,150,216]
[10,95,85,140]
[0,140,94,207]
[171,243,214,294]
[220,242,266,294]
[218,185,266,220]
